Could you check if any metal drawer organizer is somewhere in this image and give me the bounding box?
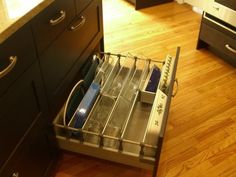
[54,47,180,176]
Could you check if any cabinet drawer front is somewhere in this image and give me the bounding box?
[200,23,236,61]
[40,0,102,105]
[31,0,75,54]
[0,25,36,97]
[0,62,47,169]
[75,0,93,14]
[69,0,102,59]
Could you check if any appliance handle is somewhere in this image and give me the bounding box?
[225,44,236,54]
[172,78,179,97]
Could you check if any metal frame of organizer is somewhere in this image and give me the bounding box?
[53,47,180,177]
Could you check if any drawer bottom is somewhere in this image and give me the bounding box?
[56,136,154,170]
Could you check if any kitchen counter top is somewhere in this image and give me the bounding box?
[0,0,54,44]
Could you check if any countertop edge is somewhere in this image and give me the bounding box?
[0,0,54,44]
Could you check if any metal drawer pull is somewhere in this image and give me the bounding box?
[70,16,86,31]
[172,78,178,97]
[225,44,236,54]
[12,172,19,177]
[0,56,17,79]
[50,10,66,26]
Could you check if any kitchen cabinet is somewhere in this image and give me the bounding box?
[0,24,53,176]
[127,0,173,10]
[38,0,103,109]
[31,0,75,55]
[197,12,236,66]
[1,0,104,176]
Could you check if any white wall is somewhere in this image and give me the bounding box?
[176,0,208,10]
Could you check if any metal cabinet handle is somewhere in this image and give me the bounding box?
[70,16,86,31]
[12,172,19,177]
[225,44,236,54]
[172,78,178,97]
[49,10,66,26]
[0,56,17,79]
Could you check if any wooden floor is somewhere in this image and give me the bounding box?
[54,1,236,177]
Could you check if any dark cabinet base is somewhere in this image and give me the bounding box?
[127,0,173,10]
[0,60,56,177]
[0,118,55,177]
[0,61,48,171]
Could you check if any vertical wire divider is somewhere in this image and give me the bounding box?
[100,58,136,146]
[99,52,110,72]
[80,93,103,140]
[102,53,110,68]
[65,126,83,142]
[82,56,121,146]
[119,59,150,153]
[81,129,101,145]
[77,55,115,143]
[99,132,104,147]
[81,54,121,142]
[117,54,121,69]
[105,53,110,62]
[120,58,149,137]
[139,142,145,157]
[118,137,123,151]
[100,56,120,93]
[117,68,139,151]
[66,55,117,142]
[139,59,151,90]
[93,54,110,87]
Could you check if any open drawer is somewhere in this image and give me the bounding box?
[53,47,180,176]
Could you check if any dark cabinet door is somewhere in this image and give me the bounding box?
[0,24,36,97]
[127,0,173,10]
[0,117,53,177]
[0,62,48,170]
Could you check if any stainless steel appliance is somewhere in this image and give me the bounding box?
[197,0,236,66]
[205,0,236,28]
